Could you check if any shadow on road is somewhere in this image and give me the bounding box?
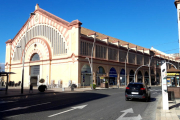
[0,92,109,119]
[126,98,157,102]
[169,102,180,110]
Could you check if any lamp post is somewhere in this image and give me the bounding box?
[85,34,98,90]
[125,48,131,86]
[21,12,35,94]
[134,64,149,83]
[149,56,153,87]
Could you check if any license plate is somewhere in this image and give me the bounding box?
[131,92,138,94]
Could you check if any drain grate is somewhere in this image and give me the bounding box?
[157,107,162,109]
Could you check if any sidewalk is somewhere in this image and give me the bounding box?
[0,86,125,98]
[156,97,180,120]
[0,87,92,98]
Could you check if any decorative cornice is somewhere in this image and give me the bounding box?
[5,39,13,44]
[175,0,180,8]
[68,20,82,28]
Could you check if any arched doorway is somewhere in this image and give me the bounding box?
[30,53,40,86]
[120,69,126,86]
[129,70,134,83]
[81,64,91,86]
[96,66,106,86]
[144,71,149,85]
[156,73,160,85]
[151,69,155,85]
[109,67,117,85]
[137,71,142,83]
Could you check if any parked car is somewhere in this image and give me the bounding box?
[125,82,151,102]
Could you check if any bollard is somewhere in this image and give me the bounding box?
[29,84,33,93]
[117,83,119,89]
[71,86,74,91]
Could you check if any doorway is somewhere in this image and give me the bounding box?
[30,65,40,86]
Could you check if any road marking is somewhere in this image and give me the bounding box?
[116,108,142,120]
[48,104,87,117]
[0,102,51,112]
[0,101,16,104]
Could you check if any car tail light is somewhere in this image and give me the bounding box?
[142,96,145,98]
[140,88,145,90]
[126,87,130,89]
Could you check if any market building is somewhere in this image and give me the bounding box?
[5,4,179,88]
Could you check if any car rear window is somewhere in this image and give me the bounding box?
[127,84,143,88]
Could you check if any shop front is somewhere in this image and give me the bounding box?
[120,69,126,86]
[167,67,180,98]
[109,67,117,86]
[96,66,106,86]
[100,75,109,88]
[81,65,91,87]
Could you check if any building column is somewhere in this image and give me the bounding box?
[117,73,120,86]
[127,69,129,84]
[142,70,145,84]
[94,72,96,84]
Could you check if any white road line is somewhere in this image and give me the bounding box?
[0,101,16,104]
[48,104,87,117]
[48,108,75,117]
[0,102,51,112]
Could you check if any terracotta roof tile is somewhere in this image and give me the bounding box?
[80,27,146,50]
[5,39,12,44]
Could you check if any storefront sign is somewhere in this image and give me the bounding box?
[109,68,117,77]
[100,77,104,79]
[167,73,180,76]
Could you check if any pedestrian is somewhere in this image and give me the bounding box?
[29,83,33,93]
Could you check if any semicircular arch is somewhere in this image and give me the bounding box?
[96,66,106,74]
[11,23,69,61]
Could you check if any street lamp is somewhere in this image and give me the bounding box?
[125,48,131,86]
[149,56,153,87]
[134,64,149,83]
[85,33,98,90]
[21,12,35,94]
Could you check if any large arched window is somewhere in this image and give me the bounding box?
[31,53,40,61]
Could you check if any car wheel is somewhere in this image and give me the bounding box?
[144,97,148,102]
[125,97,128,101]
[148,96,151,101]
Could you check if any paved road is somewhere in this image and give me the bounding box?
[0,86,161,120]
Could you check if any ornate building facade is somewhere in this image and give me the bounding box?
[5,4,179,87]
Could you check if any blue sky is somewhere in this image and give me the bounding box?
[0,0,179,64]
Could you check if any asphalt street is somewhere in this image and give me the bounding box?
[0,86,161,120]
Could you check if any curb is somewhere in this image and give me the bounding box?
[0,91,62,99]
[0,87,123,98]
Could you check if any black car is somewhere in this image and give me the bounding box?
[125,82,151,102]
